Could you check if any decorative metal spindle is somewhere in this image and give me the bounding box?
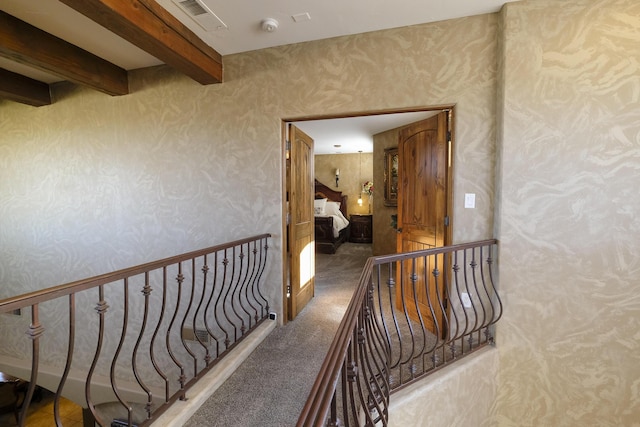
[222,248,240,342]
[110,278,133,423]
[54,294,75,426]
[469,248,483,335]
[19,304,44,427]
[217,252,231,348]
[167,263,186,398]
[180,259,199,377]
[133,273,153,418]
[0,234,271,427]
[86,286,109,426]
[463,249,479,348]
[232,246,248,335]
[476,246,493,331]
[193,256,211,365]
[254,238,270,315]
[457,250,472,342]
[388,260,404,372]
[398,258,417,382]
[237,242,256,330]
[361,307,389,424]
[206,252,222,358]
[451,252,466,342]
[150,267,170,402]
[298,239,500,427]
[245,243,260,325]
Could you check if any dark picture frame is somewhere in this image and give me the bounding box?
[384,147,398,206]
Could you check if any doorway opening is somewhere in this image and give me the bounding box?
[282,106,455,323]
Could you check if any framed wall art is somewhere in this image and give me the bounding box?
[384,147,398,207]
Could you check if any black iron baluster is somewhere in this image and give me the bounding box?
[18,304,44,427]
[253,238,270,316]
[216,250,231,349]
[431,253,449,368]
[193,255,211,365]
[484,244,503,337]
[180,258,199,378]
[244,241,260,326]
[236,242,255,331]
[133,272,154,419]
[231,244,248,335]
[54,294,75,426]
[205,251,223,358]
[442,251,461,358]
[150,267,170,402]
[86,286,108,425]
[110,278,133,425]
[167,263,186,400]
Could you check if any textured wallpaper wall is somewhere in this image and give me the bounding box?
[1,11,498,308]
[4,0,636,423]
[314,153,373,217]
[1,8,500,414]
[373,127,401,256]
[493,0,640,424]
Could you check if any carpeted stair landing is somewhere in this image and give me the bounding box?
[184,242,372,427]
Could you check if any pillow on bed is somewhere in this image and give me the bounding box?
[324,201,342,216]
[314,198,327,215]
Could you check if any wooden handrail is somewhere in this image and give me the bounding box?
[296,257,374,425]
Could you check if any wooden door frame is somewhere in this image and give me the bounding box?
[281,105,455,324]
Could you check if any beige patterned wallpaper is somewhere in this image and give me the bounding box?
[1,6,499,405]
[314,152,373,217]
[4,0,635,422]
[1,11,499,300]
[373,127,401,256]
[493,0,640,424]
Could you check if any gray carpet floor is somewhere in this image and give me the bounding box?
[184,242,372,427]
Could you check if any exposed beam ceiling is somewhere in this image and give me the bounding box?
[58,0,222,85]
[0,67,51,107]
[0,0,223,107]
[0,0,518,108]
[0,10,129,98]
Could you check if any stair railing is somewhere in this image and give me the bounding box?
[0,234,271,427]
[297,239,502,426]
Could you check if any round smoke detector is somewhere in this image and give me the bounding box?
[261,18,279,32]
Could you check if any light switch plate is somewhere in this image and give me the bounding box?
[464,193,476,209]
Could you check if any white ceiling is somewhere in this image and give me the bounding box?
[158,0,513,56]
[295,111,440,155]
[0,0,516,153]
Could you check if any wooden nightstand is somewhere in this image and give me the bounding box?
[349,214,373,243]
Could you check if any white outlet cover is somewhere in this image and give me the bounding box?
[461,292,472,308]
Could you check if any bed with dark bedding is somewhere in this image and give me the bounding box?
[314,179,350,254]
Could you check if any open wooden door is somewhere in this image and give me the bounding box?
[287,124,315,320]
[396,111,451,336]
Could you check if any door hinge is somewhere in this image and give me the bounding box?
[444,216,450,227]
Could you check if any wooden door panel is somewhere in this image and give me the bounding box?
[288,124,315,320]
[396,112,450,336]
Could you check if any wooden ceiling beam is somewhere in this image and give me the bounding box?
[0,11,129,97]
[0,68,52,107]
[59,0,223,85]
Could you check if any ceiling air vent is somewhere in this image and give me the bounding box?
[172,0,227,31]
